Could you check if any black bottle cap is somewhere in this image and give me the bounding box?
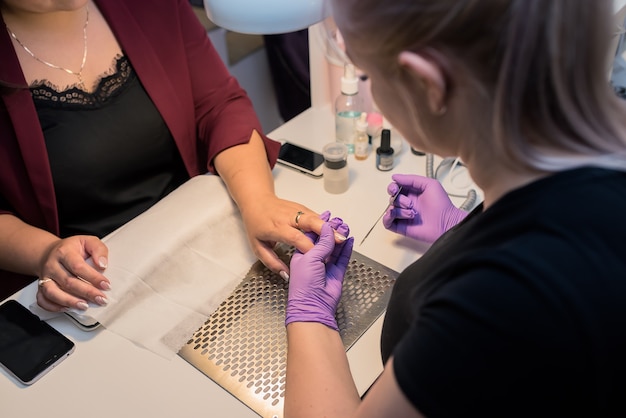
[379,129,392,153]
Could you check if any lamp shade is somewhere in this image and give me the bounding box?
[204,0,328,34]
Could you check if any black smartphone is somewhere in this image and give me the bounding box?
[0,300,75,385]
[277,141,324,178]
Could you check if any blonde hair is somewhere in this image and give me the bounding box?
[335,0,626,171]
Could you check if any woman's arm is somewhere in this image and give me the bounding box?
[213,131,324,276]
[283,221,425,418]
[285,322,361,416]
[0,214,57,277]
[285,324,424,418]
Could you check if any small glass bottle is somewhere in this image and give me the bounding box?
[354,112,369,160]
[335,64,364,154]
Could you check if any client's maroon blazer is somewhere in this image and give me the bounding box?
[0,0,280,295]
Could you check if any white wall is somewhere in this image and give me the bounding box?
[207,28,284,134]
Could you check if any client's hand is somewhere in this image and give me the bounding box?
[240,196,344,280]
[382,174,468,243]
[286,220,353,331]
[36,235,110,312]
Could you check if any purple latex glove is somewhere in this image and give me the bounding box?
[300,210,331,243]
[286,221,354,331]
[382,174,468,243]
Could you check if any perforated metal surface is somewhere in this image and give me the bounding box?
[179,246,398,418]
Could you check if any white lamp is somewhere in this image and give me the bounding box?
[203,0,328,34]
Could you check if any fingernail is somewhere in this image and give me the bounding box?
[98,256,108,269]
[334,231,347,241]
[279,271,289,281]
[76,301,89,311]
[95,296,108,306]
[100,281,111,290]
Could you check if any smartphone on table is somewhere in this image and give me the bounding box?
[277,141,324,178]
[0,299,75,385]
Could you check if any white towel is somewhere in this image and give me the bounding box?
[82,174,257,359]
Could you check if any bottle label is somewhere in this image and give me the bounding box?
[336,111,361,153]
[376,153,394,171]
[354,141,369,158]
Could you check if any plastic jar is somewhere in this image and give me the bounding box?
[322,142,349,194]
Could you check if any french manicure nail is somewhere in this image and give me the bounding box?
[76,301,89,311]
[95,296,108,306]
[334,232,347,241]
[98,256,108,269]
[279,271,289,281]
[100,281,111,290]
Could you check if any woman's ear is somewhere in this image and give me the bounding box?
[398,51,447,115]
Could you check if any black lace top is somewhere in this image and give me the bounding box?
[32,55,189,238]
[31,54,134,108]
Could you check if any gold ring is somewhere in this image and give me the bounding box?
[38,277,53,287]
[295,211,304,228]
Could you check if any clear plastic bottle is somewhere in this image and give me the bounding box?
[335,64,364,154]
[354,112,369,160]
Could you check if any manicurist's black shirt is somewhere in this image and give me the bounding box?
[382,167,626,417]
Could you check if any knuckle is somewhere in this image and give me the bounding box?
[60,277,78,292]
[65,259,84,276]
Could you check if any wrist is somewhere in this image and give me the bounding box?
[285,305,339,331]
[237,191,277,217]
[443,206,468,231]
[286,321,341,338]
[34,237,62,276]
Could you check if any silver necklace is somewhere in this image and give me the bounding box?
[6,7,89,88]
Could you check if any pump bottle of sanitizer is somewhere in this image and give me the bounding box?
[335,64,364,154]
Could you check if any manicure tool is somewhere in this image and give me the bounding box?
[359,186,402,246]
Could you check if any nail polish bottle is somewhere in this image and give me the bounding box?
[376,129,394,171]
